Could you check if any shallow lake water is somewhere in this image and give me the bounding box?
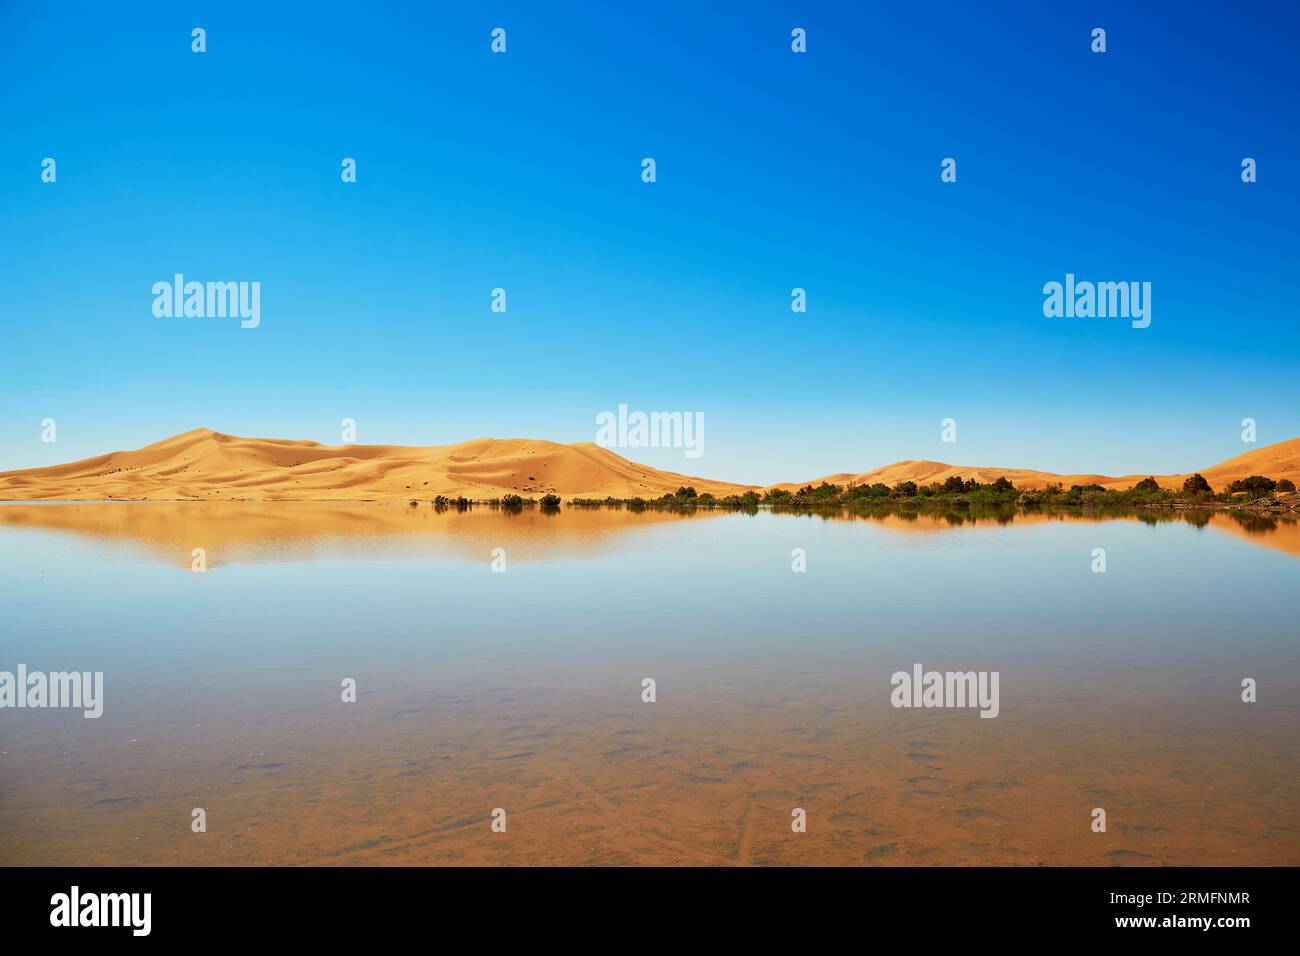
[1,502,1296,865]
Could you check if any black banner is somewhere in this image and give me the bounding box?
[2,866,1282,942]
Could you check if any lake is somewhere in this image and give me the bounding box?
[1,502,1296,865]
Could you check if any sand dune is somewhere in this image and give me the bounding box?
[1194,438,1300,490]
[777,437,1300,493]
[1,429,1297,501]
[0,428,753,501]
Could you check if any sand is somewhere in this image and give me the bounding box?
[777,436,1300,493]
[1,429,1297,501]
[0,428,754,502]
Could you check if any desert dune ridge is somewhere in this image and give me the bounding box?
[772,436,1300,494]
[0,428,1297,502]
[0,428,753,502]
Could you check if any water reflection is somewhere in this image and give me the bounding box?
[1,500,1297,867]
[0,501,1294,566]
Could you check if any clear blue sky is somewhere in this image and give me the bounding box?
[1,1,1296,483]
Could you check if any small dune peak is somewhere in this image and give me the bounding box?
[181,427,235,443]
[140,427,220,450]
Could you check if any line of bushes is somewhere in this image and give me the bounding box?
[413,474,1294,514]
[572,473,1295,513]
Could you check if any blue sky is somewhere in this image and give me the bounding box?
[1,1,1296,484]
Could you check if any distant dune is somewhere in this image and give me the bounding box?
[1,429,1297,501]
[776,437,1300,493]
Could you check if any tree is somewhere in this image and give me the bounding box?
[942,475,967,494]
[1227,475,1277,496]
[1182,473,1212,494]
[1132,476,1161,493]
[1278,479,1296,493]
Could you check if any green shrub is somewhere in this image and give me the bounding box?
[1227,475,1277,497]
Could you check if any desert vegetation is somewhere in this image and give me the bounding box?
[569,472,1297,516]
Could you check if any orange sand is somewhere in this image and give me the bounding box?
[0,429,753,502]
[1,429,1297,501]
[775,437,1300,493]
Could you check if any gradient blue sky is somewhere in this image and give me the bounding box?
[1,1,1297,483]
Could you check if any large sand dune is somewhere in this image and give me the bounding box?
[1,429,1297,501]
[0,428,754,501]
